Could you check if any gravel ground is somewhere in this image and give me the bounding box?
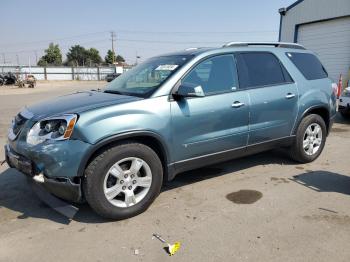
[0,81,350,262]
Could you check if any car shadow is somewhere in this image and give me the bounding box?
[291,170,350,195]
[334,112,350,125]
[0,149,295,224]
[162,149,294,191]
[0,168,72,224]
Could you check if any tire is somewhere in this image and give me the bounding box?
[289,114,327,163]
[83,142,163,219]
[340,111,350,119]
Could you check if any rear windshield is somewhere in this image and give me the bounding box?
[286,52,328,80]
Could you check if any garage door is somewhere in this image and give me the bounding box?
[297,16,350,82]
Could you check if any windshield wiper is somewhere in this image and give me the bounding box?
[104,90,125,95]
[104,89,146,98]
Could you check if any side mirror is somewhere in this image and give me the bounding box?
[173,83,205,99]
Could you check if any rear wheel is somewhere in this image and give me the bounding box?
[83,142,163,219]
[289,114,326,163]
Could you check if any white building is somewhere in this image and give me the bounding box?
[278,0,350,83]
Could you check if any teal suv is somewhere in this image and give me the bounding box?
[5,42,337,219]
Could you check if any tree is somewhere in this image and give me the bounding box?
[37,43,62,66]
[66,46,103,66]
[86,48,102,65]
[105,50,115,64]
[105,49,125,64]
[65,45,87,66]
[116,55,125,63]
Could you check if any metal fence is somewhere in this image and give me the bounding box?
[0,65,126,81]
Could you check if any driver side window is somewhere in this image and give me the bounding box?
[182,55,237,95]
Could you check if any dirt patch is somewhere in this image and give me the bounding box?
[303,214,350,226]
[270,177,290,184]
[331,127,348,133]
[226,190,262,204]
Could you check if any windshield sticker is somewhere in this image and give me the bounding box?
[155,65,179,71]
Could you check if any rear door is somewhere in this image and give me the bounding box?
[235,52,298,144]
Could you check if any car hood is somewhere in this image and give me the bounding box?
[25,90,141,120]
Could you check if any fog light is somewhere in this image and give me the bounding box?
[33,173,45,183]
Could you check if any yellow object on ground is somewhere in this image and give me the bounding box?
[168,242,181,256]
[153,234,181,256]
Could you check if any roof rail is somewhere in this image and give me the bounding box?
[184,47,205,51]
[222,42,306,50]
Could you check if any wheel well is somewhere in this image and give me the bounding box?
[306,107,330,133]
[83,135,169,180]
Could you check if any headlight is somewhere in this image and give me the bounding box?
[26,114,78,146]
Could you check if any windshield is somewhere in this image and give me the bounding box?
[104,55,193,98]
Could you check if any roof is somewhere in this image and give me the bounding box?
[157,42,307,58]
[286,0,304,11]
[157,47,215,57]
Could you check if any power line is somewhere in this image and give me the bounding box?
[0,29,278,48]
[116,29,278,35]
[2,34,281,56]
[0,31,110,48]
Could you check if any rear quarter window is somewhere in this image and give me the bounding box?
[286,52,328,80]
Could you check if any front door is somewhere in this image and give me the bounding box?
[170,54,250,163]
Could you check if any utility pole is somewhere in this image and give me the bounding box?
[34,50,38,65]
[110,31,116,64]
[2,53,5,64]
[16,54,20,66]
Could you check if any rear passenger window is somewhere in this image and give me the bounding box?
[286,52,328,80]
[236,52,292,88]
[183,55,237,95]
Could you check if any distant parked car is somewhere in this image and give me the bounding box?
[339,87,350,119]
[26,74,36,88]
[106,73,121,82]
[0,74,4,86]
[0,72,17,85]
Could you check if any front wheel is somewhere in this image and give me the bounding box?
[83,142,163,219]
[289,114,327,163]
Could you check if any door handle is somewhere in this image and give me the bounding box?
[232,101,245,108]
[285,93,296,99]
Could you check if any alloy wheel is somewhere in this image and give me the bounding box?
[103,157,152,208]
[303,123,323,156]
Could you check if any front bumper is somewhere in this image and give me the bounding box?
[339,97,350,112]
[5,144,84,202]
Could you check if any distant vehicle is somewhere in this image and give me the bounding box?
[339,87,350,119]
[105,73,121,82]
[5,42,337,219]
[0,72,17,85]
[26,74,36,88]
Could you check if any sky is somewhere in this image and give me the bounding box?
[0,0,296,65]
